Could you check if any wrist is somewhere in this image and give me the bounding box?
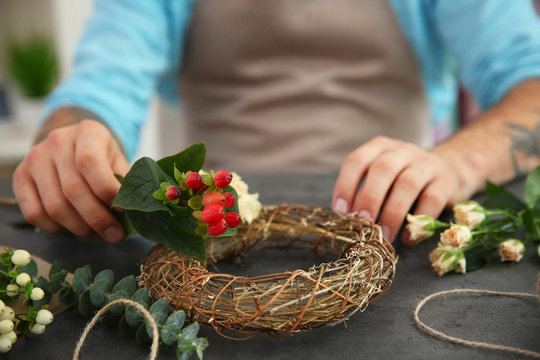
[34,106,104,144]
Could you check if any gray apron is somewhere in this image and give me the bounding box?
[179,0,429,173]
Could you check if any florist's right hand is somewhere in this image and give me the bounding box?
[12,119,130,243]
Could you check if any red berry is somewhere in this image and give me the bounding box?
[207,219,228,236]
[213,170,232,189]
[224,212,241,228]
[186,172,204,191]
[202,191,226,207]
[201,204,225,225]
[166,185,182,200]
[223,192,236,208]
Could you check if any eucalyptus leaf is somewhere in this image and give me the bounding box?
[112,157,175,213]
[47,271,67,293]
[136,323,151,346]
[72,265,92,295]
[78,290,95,317]
[176,346,193,360]
[180,322,200,340]
[111,275,137,297]
[126,288,151,327]
[194,338,209,359]
[58,286,77,306]
[127,210,207,261]
[178,338,195,353]
[90,270,115,307]
[49,260,63,277]
[161,323,182,346]
[157,142,206,178]
[107,290,132,316]
[524,166,540,209]
[146,298,170,337]
[119,314,136,335]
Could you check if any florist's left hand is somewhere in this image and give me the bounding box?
[332,136,473,244]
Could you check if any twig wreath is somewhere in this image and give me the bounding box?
[140,204,397,339]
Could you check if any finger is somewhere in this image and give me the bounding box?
[351,143,418,220]
[378,164,435,242]
[74,121,123,206]
[332,136,399,213]
[12,161,61,233]
[413,178,453,219]
[26,144,92,237]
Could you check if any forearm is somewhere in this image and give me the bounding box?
[34,106,104,144]
[432,79,540,198]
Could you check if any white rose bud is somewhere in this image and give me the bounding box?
[30,287,45,301]
[499,239,525,262]
[29,323,46,335]
[429,245,464,276]
[0,320,13,335]
[4,331,16,344]
[453,201,485,230]
[440,224,471,249]
[405,214,436,243]
[0,334,11,353]
[16,272,31,287]
[11,249,31,267]
[0,307,14,321]
[454,256,467,274]
[238,192,262,224]
[6,284,19,297]
[36,309,54,325]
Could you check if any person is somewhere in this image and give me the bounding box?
[12,0,540,245]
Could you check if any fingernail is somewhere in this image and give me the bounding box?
[358,210,371,219]
[104,227,124,243]
[333,198,348,213]
[382,225,391,240]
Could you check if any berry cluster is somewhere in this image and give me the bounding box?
[153,169,241,236]
[0,249,54,353]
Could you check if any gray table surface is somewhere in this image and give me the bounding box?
[0,173,539,360]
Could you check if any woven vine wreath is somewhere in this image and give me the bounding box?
[140,205,398,340]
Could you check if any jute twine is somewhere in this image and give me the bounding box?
[73,299,159,360]
[141,205,397,340]
[414,288,540,358]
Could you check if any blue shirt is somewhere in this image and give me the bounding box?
[43,0,540,160]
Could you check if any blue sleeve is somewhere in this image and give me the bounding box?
[42,0,194,160]
[433,0,540,109]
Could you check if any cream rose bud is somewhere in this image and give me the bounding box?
[0,320,14,335]
[36,309,54,325]
[5,284,19,297]
[440,224,471,248]
[30,287,45,301]
[11,249,31,267]
[453,201,485,230]
[0,307,14,321]
[499,239,525,262]
[238,192,262,224]
[0,334,11,353]
[429,246,464,276]
[405,214,436,243]
[29,323,46,335]
[454,256,467,274]
[15,272,31,287]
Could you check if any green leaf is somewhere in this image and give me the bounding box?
[112,157,175,213]
[157,142,206,178]
[126,210,207,261]
[0,253,12,267]
[47,271,67,293]
[177,341,194,360]
[146,298,170,338]
[111,276,137,297]
[72,265,92,295]
[78,290,95,317]
[90,270,114,307]
[119,314,136,335]
[174,166,184,184]
[178,338,196,353]
[523,207,540,240]
[58,286,77,306]
[180,322,200,340]
[49,260,63,278]
[114,173,125,184]
[483,181,526,211]
[160,311,186,346]
[19,259,38,281]
[524,166,540,209]
[193,338,209,360]
[465,247,494,272]
[107,290,131,316]
[136,323,151,346]
[126,287,151,328]
[112,210,139,236]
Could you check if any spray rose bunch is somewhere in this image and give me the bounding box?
[406,167,540,276]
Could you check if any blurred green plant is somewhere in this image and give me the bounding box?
[4,35,58,98]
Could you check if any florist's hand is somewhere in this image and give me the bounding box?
[12,120,129,242]
[332,136,468,244]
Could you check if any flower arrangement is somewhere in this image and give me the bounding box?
[406,166,540,276]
